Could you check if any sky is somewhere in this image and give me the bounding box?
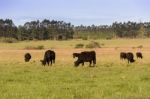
[0,0,150,26]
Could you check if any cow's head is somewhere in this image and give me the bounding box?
[74,61,80,67]
[73,53,80,58]
[130,59,135,63]
[40,60,46,66]
[25,58,30,62]
[73,53,76,58]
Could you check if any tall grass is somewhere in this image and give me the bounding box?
[1,62,150,99]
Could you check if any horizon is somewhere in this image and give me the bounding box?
[0,0,150,26]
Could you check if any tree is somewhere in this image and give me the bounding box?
[138,23,145,38]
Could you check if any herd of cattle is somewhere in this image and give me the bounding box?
[24,50,143,66]
[120,52,143,63]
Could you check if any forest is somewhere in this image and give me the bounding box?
[0,19,150,40]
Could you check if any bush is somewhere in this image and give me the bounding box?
[137,45,143,49]
[0,37,18,43]
[75,43,84,48]
[82,37,88,40]
[24,45,44,50]
[36,45,45,50]
[85,41,101,48]
[106,37,112,40]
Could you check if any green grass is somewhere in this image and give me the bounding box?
[1,62,150,99]
[0,39,150,99]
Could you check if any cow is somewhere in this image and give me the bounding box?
[40,50,55,66]
[126,52,135,63]
[120,52,127,60]
[136,52,143,59]
[24,53,31,62]
[74,51,96,67]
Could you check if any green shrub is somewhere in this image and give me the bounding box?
[36,45,45,50]
[75,43,84,48]
[137,45,143,49]
[82,37,88,40]
[106,37,112,40]
[24,45,44,50]
[24,46,36,50]
[0,37,18,43]
[85,41,101,48]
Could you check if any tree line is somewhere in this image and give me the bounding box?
[0,19,74,40]
[74,21,150,39]
[0,19,150,40]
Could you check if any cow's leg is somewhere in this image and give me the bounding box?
[93,57,96,66]
[53,59,55,63]
[92,60,94,66]
[77,62,80,66]
[93,61,95,66]
[89,61,91,66]
[47,61,49,66]
[50,60,53,66]
[82,62,84,66]
[128,60,130,64]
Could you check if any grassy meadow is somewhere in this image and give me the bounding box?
[0,39,150,99]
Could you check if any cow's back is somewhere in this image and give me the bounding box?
[79,51,96,62]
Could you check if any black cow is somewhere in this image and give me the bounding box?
[126,52,135,63]
[24,53,31,62]
[40,50,55,66]
[120,52,127,60]
[136,52,143,59]
[74,51,96,67]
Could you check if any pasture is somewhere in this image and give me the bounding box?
[0,39,150,99]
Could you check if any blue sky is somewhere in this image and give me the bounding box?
[0,0,150,26]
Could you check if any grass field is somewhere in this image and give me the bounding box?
[0,39,150,99]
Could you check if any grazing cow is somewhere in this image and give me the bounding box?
[74,51,96,67]
[24,53,31,62]
[40,50,55,66]
[126,52,135,63]
[136,52,143,59]
[120,52,127,60]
